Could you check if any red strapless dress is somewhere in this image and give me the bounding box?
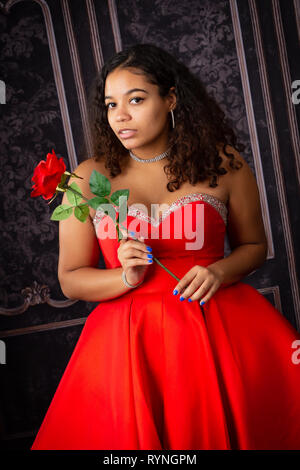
[31,193,300,450]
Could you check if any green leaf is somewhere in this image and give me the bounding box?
[51,204,73,221]
[87,196,110,210]
[110,190,129,224]
[74,204,90,222]
[88,197,117,222]
[89,170,111,197]
[66,182,82,206]
[110,189,129,206]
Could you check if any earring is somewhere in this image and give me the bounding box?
[170,109,175,129]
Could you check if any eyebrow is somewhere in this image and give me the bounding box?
[104,88,149,100]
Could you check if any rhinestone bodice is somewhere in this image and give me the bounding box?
[93,192,228,232]
[92,192,228,271]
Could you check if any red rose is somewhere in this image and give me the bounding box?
[31,149,66,200]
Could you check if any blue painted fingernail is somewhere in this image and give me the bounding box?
[146,246,152,252]
[129,231,136,236]
[179,296,185,301]
[200,301,205,305]
[147,254,153,258]
[188,298,192,302]
[173,289,178,295]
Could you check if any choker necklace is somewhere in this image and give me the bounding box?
[129,148,170,163]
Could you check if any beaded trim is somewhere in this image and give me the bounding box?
[93,192,228,232]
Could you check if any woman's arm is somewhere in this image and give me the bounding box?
[207,147,268,286]
[58,159,132,302]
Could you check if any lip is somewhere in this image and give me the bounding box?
[118,129,137,139]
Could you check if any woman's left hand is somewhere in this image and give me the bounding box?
[172,265,224,305]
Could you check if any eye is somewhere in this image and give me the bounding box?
[105,97,144,109]
[130,97,144,104]
[105,102,115,109]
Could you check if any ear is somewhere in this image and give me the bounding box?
[167,86,177,110]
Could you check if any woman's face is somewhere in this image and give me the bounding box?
[104,67,176,157]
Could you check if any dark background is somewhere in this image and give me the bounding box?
[0,0,299,450]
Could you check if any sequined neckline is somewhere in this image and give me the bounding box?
[93,192,228,229]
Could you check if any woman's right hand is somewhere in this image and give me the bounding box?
[117,231,153,286]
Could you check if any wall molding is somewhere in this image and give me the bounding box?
[0,0,78,170]
[108,0,122,52]
[272,0,300,186]
[86,0,104,73]
[61,0,94,160]
[249,0,300,328]
[293,0,300,43]
[0,316,86,339]
[229,0,275,263]
[0,281,78,317]
[258,285,283,313]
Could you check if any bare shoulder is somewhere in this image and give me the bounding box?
[217,144,257,196]
[217,145,267,249]
[73,157,109,179]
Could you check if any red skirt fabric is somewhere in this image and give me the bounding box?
[31,198,300,449]
[31,282,300,450]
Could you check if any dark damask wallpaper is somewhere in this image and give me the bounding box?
[0,8,61,304]
[0,2,99,449]
[0,3,97,323]
[117,0,252,166]
[0,0,299,450]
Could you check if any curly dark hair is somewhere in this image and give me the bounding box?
[88,43,244,191]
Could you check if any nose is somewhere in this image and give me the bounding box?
[115,104,131,122]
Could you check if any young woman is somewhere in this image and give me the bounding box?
[31,44,300,450]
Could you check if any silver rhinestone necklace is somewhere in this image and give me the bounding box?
[129,148,170,163]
